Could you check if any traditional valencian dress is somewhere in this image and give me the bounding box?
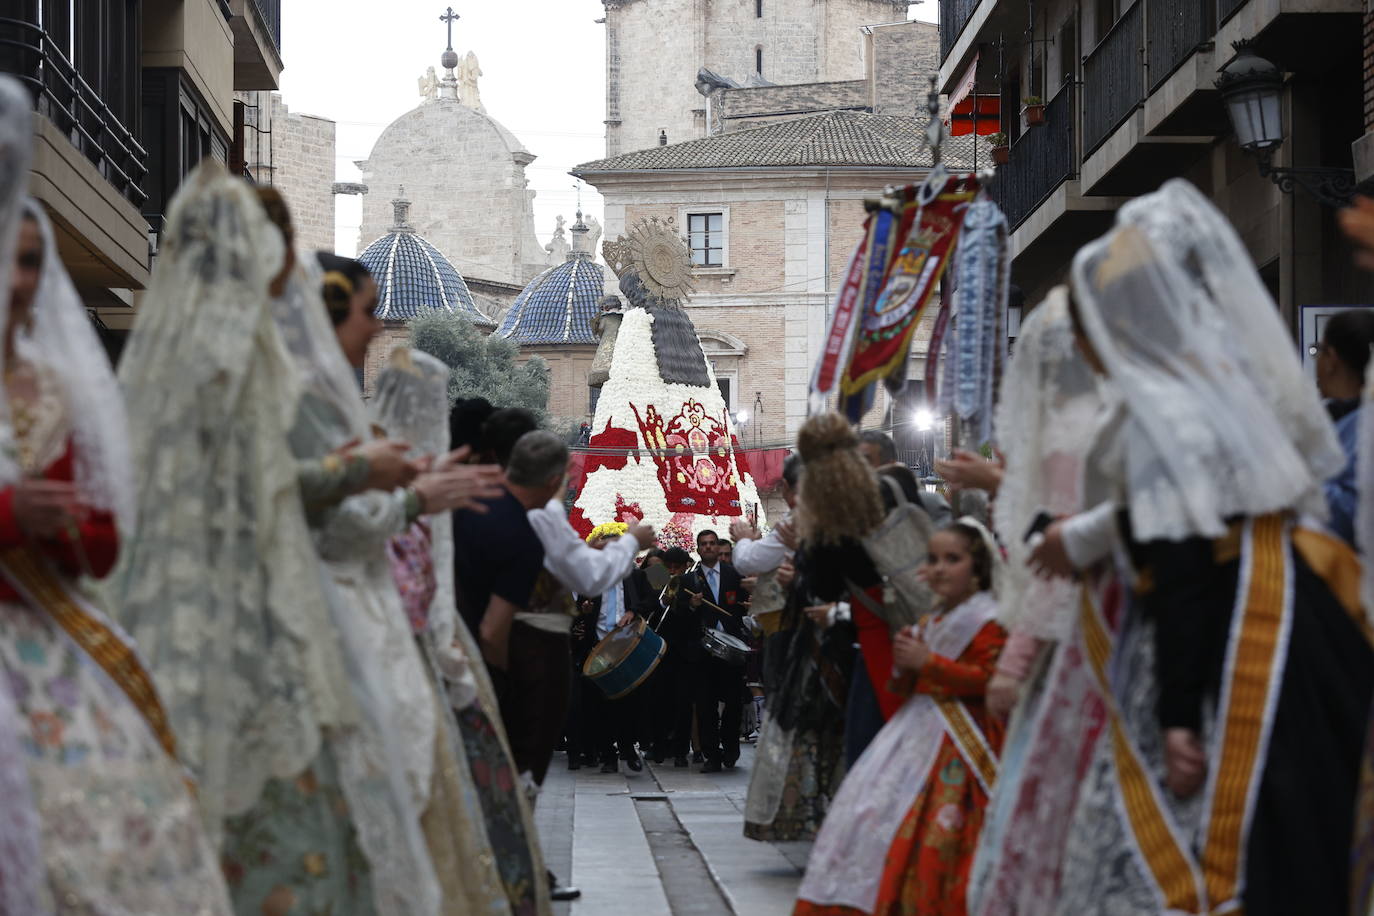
[795,590,1006,916]
[374,348,551,916]
[0,103,232,910]
[743,554,853,842]
[1048,194,1372,916]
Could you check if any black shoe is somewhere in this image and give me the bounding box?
[547,871,581,902]
[651,749,667,764]
[600,759,618,774]
[674,755,689,767]
[624,754,643,772]
[692,751,704,764]
[724,759,738,770]
[701,760,723,773]
[567,757,581,771]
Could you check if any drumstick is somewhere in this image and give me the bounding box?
[683,589,736,617]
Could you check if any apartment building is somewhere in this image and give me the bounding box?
[0,0,284,328]
[937,0,1372,332]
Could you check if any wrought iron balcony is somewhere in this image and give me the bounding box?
[0,16,147,207]
[1082,0,1144,155]
[1146,0,1212,93]
[251,0,281,51]
[988,82,1077,230]
[940,0,982,63]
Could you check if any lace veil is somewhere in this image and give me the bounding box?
[1118,179,1342,504]
[0,73,49,916]
[111,163,356,841]
[16,200,136,529]
[1072,223,1319,541]
[991,289,1101,639]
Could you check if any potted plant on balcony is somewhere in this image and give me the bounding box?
[988,133,1010,166]
[1022,96,1046,127]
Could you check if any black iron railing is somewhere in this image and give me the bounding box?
[0,17,147,207]
[1146,0,1211,92]
[1217,0,1247,26]
[250,0,281,51]
[940,0,982,63]
[988,82,1076,230]
[1082,1,1144,156]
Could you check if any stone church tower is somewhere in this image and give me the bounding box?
[602,0,911,156]
[357,33,551,286]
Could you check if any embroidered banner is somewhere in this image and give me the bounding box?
[841,176,978,397]
[810,208,897,411]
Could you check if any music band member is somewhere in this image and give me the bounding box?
[685,529,750,773]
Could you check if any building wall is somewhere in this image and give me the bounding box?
[357,98,550,287]
[518,346,598,424]
[867,20,940,116]
[143,0,236,135]
[604,0,911,156]
[596,170,929,447]
[249,93,338,255]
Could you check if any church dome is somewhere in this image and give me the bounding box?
[497,212,605,344]
[359,194,494,327]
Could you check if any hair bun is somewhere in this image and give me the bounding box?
[797,411,858,462]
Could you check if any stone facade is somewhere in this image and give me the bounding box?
[589,173,935,450]
[239,92,337,254]
[356,71,552,287]
[603,0,912,156]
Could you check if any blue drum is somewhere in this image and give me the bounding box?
[582,618,666,699]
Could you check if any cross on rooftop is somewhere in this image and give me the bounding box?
[440,7,459,51]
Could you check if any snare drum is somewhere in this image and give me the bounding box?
[701,629,751,666]
[582,618,667,699]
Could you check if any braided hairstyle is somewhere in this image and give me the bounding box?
[315,252,373,327]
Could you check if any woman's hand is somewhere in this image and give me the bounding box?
[986,673,1022,720]
[1164,728,1207,798]
[775,558,796,589]
[12,480,80,539]
[1028,519,1075,580]
[935,449,1005,495]
[412,463,505,514]
[353,438,419,492]
[803,603,833,625]
[892,627,932,673]
[729,518,760,543]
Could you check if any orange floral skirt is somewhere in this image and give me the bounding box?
[794,735,989,916]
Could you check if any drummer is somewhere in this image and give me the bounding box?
[685,530,752,773]
[580,523,656,774]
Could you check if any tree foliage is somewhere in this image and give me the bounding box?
[409,310,550,416]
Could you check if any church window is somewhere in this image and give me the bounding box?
[756,46,764,75]
[688,213,725,267]
[756,0,763,17]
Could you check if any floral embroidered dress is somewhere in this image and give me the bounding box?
[795,591,1006,916]
[0,355,233,915]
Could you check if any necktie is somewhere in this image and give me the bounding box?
[707,567,718,602]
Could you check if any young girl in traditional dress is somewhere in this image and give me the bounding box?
[795,519,1006,916]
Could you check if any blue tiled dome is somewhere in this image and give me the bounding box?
[358,197,493,326]
[498,250,605,344]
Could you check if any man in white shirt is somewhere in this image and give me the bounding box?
[729,454,801,577]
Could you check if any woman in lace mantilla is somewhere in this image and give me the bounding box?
[0,78,232,913]
[1035,189,1372,916]
[374,347,551,916]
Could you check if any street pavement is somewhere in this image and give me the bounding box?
[535,740,810,916]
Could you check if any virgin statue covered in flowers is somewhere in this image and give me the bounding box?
[571,218,764,545]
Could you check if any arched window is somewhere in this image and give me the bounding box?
[756,46,763,75]
[756,0,763,17]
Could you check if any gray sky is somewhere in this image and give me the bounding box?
[278,1,934,256]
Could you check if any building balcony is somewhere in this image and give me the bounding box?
[229,0,282,91]
[988,81,1077,231]
[0,13,151,290]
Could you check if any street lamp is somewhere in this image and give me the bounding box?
[913,407,936,432]
[1215,40,1356,208]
